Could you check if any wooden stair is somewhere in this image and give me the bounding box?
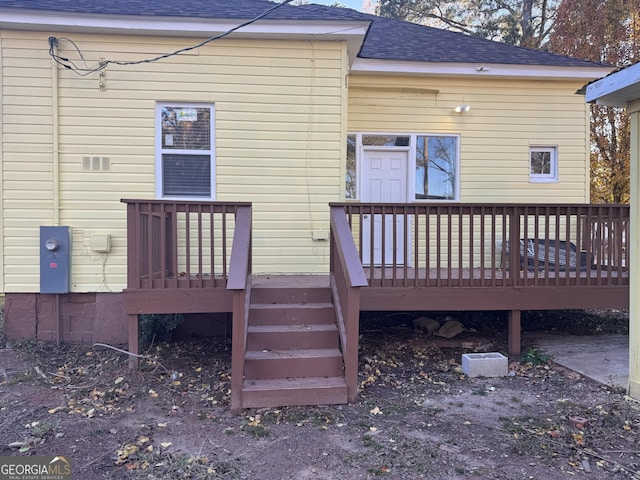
[240,277,348,408]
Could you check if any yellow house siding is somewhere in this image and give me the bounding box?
[1,31,56,291]
[0,33,3,293]
[1,28,595,291]
[348,75,590,203]
[1,30,346,291]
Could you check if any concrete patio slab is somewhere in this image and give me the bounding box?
[524,333,629,390]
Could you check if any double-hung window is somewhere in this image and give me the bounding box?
[156,103,215,199]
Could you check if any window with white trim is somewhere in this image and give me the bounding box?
[156,103,215,199]
[415,135,457,200]
[529,146,557,183]
[344,133,459,201]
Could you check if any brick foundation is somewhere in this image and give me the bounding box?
[4,292,128,345]
[3,293,228,346]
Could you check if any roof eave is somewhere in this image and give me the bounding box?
[585,63,640,107]
[0,9,369,66]
[350,58,614,81]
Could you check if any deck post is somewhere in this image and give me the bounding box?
[628,105,640,400]
[227,206,252,413]
[508,209,521,286]
[128,313,139,369]
[508,310,521,356]
[345,287,361,403]
[230,289,247,413]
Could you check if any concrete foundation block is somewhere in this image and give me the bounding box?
[461,352,508,378]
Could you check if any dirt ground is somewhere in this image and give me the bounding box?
[1,309,639,479]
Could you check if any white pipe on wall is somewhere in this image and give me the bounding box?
[51,38,60,226]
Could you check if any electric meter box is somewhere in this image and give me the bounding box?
[40,226,71,294]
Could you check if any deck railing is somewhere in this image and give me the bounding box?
[329,207,368,402]
[330,203,630,288]
[227,206,252,413]
[122,199,252,290]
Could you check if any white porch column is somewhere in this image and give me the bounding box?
[629,99,640,400]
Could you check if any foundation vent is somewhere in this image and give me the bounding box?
[82,156,110,171]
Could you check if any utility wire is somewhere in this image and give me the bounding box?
[49,0,295,76]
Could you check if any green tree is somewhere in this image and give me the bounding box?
[550,0,640,203]
[378,0,559,47]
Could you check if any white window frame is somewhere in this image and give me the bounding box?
[155,102,216,200]
[529,146,558,183]
[346,132,460,202]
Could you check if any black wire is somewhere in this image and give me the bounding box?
[48,0,295,76]
[49,36,97,76]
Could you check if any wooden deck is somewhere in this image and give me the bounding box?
[331,202,629,312]
[360,266,627,310]
[122,200,629,410]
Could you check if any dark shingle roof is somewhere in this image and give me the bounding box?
[0,0,603,68]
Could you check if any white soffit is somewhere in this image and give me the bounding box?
[586,63,640,108]
[351,58,614,81]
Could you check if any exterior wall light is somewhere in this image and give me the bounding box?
[454,104,471,113]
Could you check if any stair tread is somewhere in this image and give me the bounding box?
[247,324,338,333]
[250,302,333,309]
[243,376,347,391]
[245,348,342,360]
[252,275,330,288]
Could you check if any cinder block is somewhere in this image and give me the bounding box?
[461,352,508,378]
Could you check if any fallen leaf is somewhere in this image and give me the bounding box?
[160,442,172,448]
[116,444,138,465]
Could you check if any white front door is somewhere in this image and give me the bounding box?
[361,149,410,266]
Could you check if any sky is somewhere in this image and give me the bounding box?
[309,0,370,12]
